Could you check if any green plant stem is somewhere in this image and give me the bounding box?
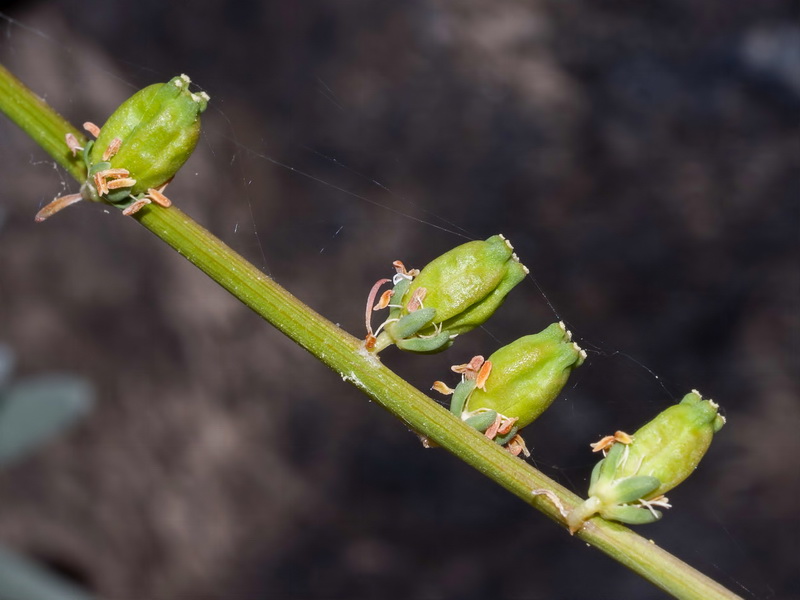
[0,63,741,600]
[0,64,87,182]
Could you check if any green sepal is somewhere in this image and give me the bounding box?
[494,426,519,446]
[590,442,623,497]
[391,307,436,340]
[88,161,111,175]
[609,475,662,504]
[601,504,662,525]
[81,140,94,168]
[386,278,412,321]
[105,188,134,204]
[394,330,452,353]
[449,380,476,416]
[589,457,604,489]
[465,322,585,429]
[464,410,498,433]
[90,74,208,196]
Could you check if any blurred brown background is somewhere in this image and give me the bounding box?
[0,1,797,598]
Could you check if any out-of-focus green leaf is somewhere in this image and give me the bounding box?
[0,375,93,467]
[0,544,94,600]
[0,345,13,390]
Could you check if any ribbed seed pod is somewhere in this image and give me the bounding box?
[369,235,527,353]
[466,322,586,429]
[35,75,209,222]
[432,322,585,456]
[567,391,725,533]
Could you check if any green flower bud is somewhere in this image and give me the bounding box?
[432,322,585,456]
[35,75,209,222]
[567,391,725,533]
[368,235,527,353]
[467,322,586,429]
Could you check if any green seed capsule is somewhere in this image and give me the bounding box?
[370,235,527,353]
[467,322,586,429]
[401,234,527,335]
[432,322,585,456]
[593,391,725,498]
[34,75,209,222]
[91,74,208,195]
[567,391,725,532]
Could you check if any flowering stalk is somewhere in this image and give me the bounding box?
[0,63,740,600]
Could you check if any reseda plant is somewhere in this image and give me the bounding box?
[0,67,737,599]
[29,75,726,532]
